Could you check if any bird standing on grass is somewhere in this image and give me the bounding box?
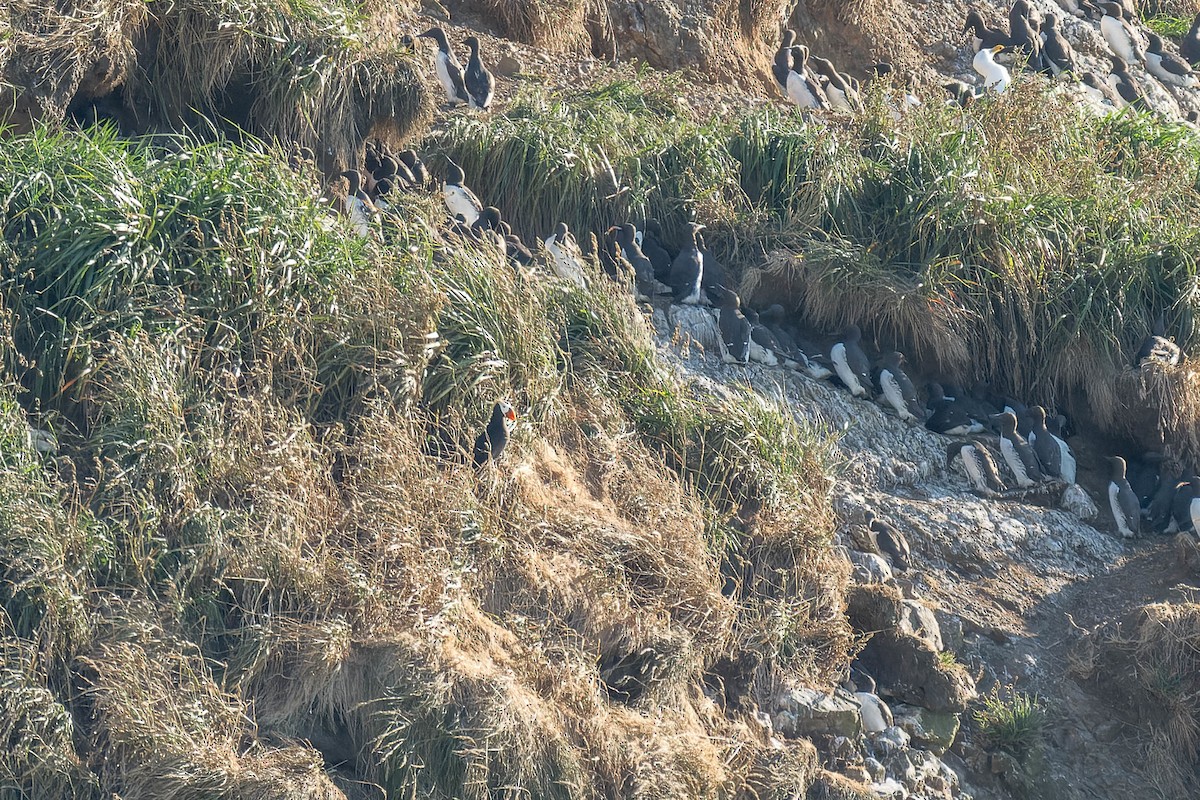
[418,27,470,106]
[340,170,374,237]
[473,402,517,467]
[544,222,589,289]
[463,36,496,110]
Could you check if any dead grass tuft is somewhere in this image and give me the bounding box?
[477,0,595,48]
[1071,601,1200,797]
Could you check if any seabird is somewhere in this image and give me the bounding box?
[463,36,496,109]
[1108,57,1148,109]
[759,305,833,379]
[1099,3,1145,65]
[470,207,507,256]
[501,221,534,267]
[786,46,829,110]
[990,411,1045,488]
[1081,71,1125,107]
[743,307,783,367]
[925,382,985,435]
[963,9,1010,53]
[974,44,1012,93]
[1029,406,1076,483]
[848,670,893,734]
[340,170,373,237]
[640,219,673,283]
[830,324,872,399]
[715,288,752,365]
[1008,1,1046,72]
[443,162,483,226]
[399,150,431,188]
[810,55,861,112]
[1169,476,1200,534]
[947,441,1007,495]
[864,511,911,572]
[772,29,798,93]
[615,223,662,300]
[879,352,923,423]
[1041,16,1078,76]
[1145,32,1198,88]
[473,402,517,467]
[1146,463,1180,533]
[1182,12,1200,66]
[944,80,980,107]
[544,222,589,288]
[668,222,706,304]
[1107,456,1141,538]
[417,27,470,105]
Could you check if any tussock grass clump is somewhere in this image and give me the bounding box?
[973,688,1047,758]
[1071,601,1200,797]
[479,0,595,47]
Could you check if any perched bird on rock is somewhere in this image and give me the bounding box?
[1099,3,1145,65]
[1108,57,1148,109]
[947,440,1007,495]
[715,288,752,365]
[925,382,985,436]
[1041,15,1078,77]
[669,222,706,304]
[991,411,1045,488]
[787,46,829,110]
[772,29,798,93]
[1029,406,1076,483]
[830,324,872,399]
[864,510,911,572]
[1145,32,1198,88]
[963,9,1011,53]
[879,351,923,423]
[1182,12,1200,66]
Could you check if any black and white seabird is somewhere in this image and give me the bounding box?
[743,307,784,367]
[501,221,534,267]
[879,352,923,422]
[963,9,1010,53]
[417,27,471,105]
[1029,406,1076,483]
[1008,1,1046,72]
[846,670,893,734]
[340,170,374,237]
[640,219,673,283]
[786,46,829,110]
[443,162,483,226]
[1182,13,1200,66]
[399,150,431,189]
[830,324,872,399]
[1146,463,1180,533]
[864,511,911,572]
[544,222,589,289]
[1107,456,1141,538]
[944,80,980,107]
[974,44,1012,92]
[715,288,752,365]
[669,222,706,304]
[615,223,662,299]
[810,55,861,112]
[1081,71,1125,107]
[772,29,798,94]
[473,401,517,466]
[758,305,833,379]
[470,207,507,256]
[1145,32,1198,88]
[1099,3,1145,65]
[1041,16,1078,77]
[991,411,1045,488]
[1169,476,1200,534]
[925,382,985,435]
[947,440,1008,495]
[463,36,496,109]
[1108,57,1148,109]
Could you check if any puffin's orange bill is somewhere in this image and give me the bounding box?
[505,408,517,422]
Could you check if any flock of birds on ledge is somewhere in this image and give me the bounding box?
[306,13,1200,564]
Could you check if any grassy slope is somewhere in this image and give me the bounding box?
[0,120,848,799]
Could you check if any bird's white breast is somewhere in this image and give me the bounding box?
[831,343,864,397]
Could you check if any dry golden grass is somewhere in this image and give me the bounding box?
[1071,602,1200,797]
[477,0,596,48]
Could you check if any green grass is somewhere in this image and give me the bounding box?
[974,689,1047,758]
[1145,15,1193,38]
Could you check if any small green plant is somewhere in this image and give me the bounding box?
[938,650,960,669]
[1145,15,1193,38]
[974,688,1047,758]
